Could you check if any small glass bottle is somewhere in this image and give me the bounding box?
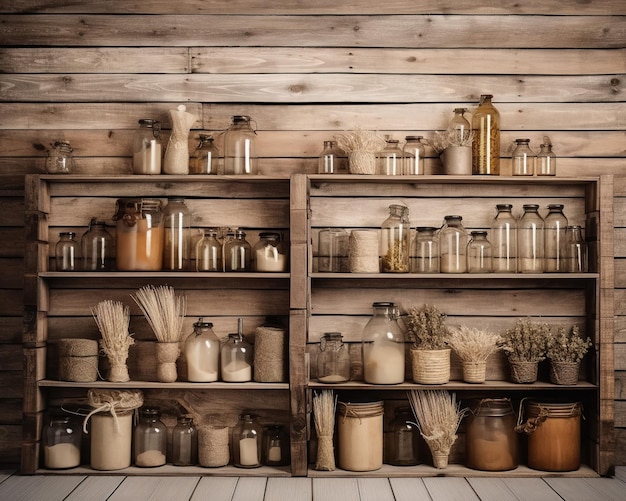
[518,204,544,273]
[377,138,403,176]
[223,230,252,272]
[318,140,347,174]
[472,94,500,175]
[46,140,73,174]
[44,414,81,469]
[491,204,517,273]
[511,138,536,176]
[221,320,252,382]
[380,204,411,273]
[467,230,492,273]
[449,107,471,145]
[232,413,263,468]
[317,332,350,383]
[185,318,220,382]
[362,302,405,384]
[172,415,197,466]
[195,228,222,272]
[544,204,568,273]
[385,406,419,466]
[318,228,349,272]
[132,119,162,175]
[252,232,288,272]
[262,424,290,466]
[439,215,469,273]
[402,136,425,175]
[224,115,257,175]
[537,142,557,176]
[134,406,167,467]
[162,197,192,271]
[411,227,439,273]
[564,225,587,272]
[190,134,219,175]
[56,232,79,271]
[81,218,113,271]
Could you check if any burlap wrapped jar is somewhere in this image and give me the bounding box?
[58,338,99,382]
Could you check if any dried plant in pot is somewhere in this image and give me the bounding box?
[431,128,474,175]
[405,304,451,384]
[499,318,549,383]
[546,325,592,385]
[447,326,501,383]
[334,127,386,174]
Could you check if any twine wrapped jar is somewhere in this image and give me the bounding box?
[348,230,379,273]
[58,338,99,382]
[253,326,287,383]
[156,341,181,382]
[198,425,230,467]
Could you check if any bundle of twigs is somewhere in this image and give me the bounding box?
[407,390,466,469]
[334,127,386,174]
[91,300,133,382]
[313,390,337,471]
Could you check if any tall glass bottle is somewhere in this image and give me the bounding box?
[564,225,587,272]
[449,107,471,144]
[221,320,252,382]
[377,138,403,176]
[518,204,544,273]
[190,134,219,175]
[185,318,220,382]
[132,119,161,175]
[134,407,167,467]
[172,415,197,466]
[511,139,536,176]
[81,218,113,271]
[537,143,557,176]
[224,115,257,175]
[162,197,192,271]
[491,204,517,273]
[380,204,410,273]
[385,406,419,466]
[403,136,425,175]
[195,228,222,272]
[544,204,568,272]
[439,215,469,273]
[223,229,251,272]
[318,140,347,174]
[471,94,500,175]
[362,302,405,384]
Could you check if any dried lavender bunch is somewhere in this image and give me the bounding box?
[405,304,450,350]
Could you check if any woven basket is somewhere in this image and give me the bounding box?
[348,151,376,174]
[198,426,230,467]
[58,338,99,382]
[509,360,539,383]
[549,361,580,385]
[462,361,487,383]
[410,348,451,384]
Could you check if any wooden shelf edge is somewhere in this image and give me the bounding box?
[38,380,290,390]
[307,381,597,390]
[36,464,292,477]
[311,272,597,279]
[40,272,290,279]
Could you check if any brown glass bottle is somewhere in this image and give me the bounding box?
[471,94,500,175]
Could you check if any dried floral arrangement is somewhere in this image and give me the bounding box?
[430,128,474,155]
[91,299,134,382]
[546,325,592,363]
[447,325,501,363]
[405,304,450,350]
[334,127,386,174]
[499,318,550,363]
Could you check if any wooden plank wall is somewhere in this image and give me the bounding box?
[0,1,625,467]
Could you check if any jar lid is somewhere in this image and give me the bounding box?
[372,301,395,307]
[522,204,539,210]
[198,134,214,141]
[59,232,76,238]
[138,118,159,127]
[416,226,437,232]
[470,231,488,237]
[140,406,161,416]
[405,135,423,140]
[322,332,343,340]
[496,204,512,210]
[515,138,530,143]
[444,215,462,220]
[547,203,564,209]
[193,317,213,328]
[232,115,251,122]
[472,398,514,417]
[259,232,281,239]
[453,107,468,113]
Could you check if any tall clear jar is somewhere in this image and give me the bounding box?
[385,406,419,466]
[172,415,197,466]
[46,140,73,174]
[185,318,220,382]
[224,115,257,175]
[362,302,405,384]
[318,228,349,272]
[132,119,162,175]
[472,94,500,175]
[232,413,263,468]
[221,332,252,382]
[223,230,251,272]
[467,230,492,273]
[195,228,222,272]
[439,215,469,273]
[411,227,439,273]
[377,138,403,176]
[252,232,288,272]
[162,197,192,271]
[537,143,557,176]
[403,136,425,175]
[316,332,350,383]
[449,107,471,144]
[380,204,411,273]
[564,225,587,272]
[134,407,167,467]
[544,204,568,272]
[44,414,81,469]
[56,232,80,271]
[511,138,536,176]
[491,204,517,273]
[190,134,219,175]
[518,204,544,273]
[81,218,113,271]
[318,140,347,174]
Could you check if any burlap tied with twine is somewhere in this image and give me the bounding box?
[253,326,288,383]
[58,338,99,382]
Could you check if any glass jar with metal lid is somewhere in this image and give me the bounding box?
[316,332,350,383]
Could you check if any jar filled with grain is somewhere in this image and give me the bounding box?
[134,406,167,467]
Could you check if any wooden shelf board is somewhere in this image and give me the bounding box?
[307,381,597,390]
[37,464,292,477]
[40,272,290,279]
[39,380,289,390]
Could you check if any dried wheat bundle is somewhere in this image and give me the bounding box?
[447,325,501,363]
[334,127,386,154]
[132,285,187,343]
[408,389,465,468]
[91,300,134,382]
[313,390,337,471]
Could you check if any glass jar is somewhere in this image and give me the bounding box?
[511,138,536,176]
[195,228,222,272]
[449,107,471,145]
[221,332,252,382]
[46,140,73,174]
[81,218,113,271]
[385,406,419,466]
[134,406,167,467]
[472,94,500,175]
[44,414,81,469]
[223,229,251,272]
[162,197,192,271]
[252,232,288,272]
[377,138,403,176]
[439,215,469,273]
[56,232,80,271]
[564,225,587,272]
[362,302,405,384]
[262,424,290,466]
[380,204,410,273]
[190,134,219,175]
[185,318,220,382]
[402,136,425,175]
[318,228,349,272]
[113,198,164,271]
[316,332,350,383]
[491,204,517,273]
[544,204,568,272]
[172,415,197,466]
[224,115,257,175]
[466,398,518,471]
[132,119,162,175]
[467,230,492,273]
[537,142,557,176]
[518,204,544,273]
[232,413,263,468]
[411,227,439,273]
[318,140,347,174]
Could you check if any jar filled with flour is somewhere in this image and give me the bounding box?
[134,406,168,467]
[44,413,81,469]
[362,302,405,384]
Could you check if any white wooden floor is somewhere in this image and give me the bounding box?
[0,468,625,501]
